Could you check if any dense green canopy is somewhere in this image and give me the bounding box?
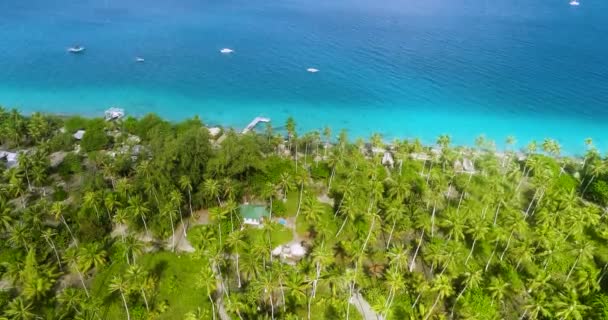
[1,107,608,319]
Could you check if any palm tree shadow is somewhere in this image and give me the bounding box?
[150,260,168,279]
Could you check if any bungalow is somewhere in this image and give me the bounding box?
[0,151,19,168]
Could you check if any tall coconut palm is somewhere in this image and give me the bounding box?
[161,203,177,251]
[127,195,150,235]
[50,201,77,245]
[4,297,36,320]
[63,247,90,298]
[108,275,131,320]
[42,229,63,271]
[169,189,187,236]
[204,179,222,206]
[423,274,453,320]
[226,230,247,288]
[179,175,194,218]
[198,264,218,320]
[450,269,483,317]
[126,264,150,311]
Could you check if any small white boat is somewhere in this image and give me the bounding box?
[307,68,319,73]
[67,46,85,53]
[569,0,580,6]
[220,48,234,54]
[135,57,145,62]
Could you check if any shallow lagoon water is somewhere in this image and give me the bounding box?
[1,0,607,153]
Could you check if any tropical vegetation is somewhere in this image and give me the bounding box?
[1,107,608,319]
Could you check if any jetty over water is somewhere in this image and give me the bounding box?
[242,117,270,134]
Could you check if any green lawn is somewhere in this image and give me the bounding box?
[244,224,294,247]
[91,251,209,320]
[284,192,300,217]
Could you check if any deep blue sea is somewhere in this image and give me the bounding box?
[1,0,607,154]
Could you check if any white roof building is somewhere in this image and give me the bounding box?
[73,130,85,140]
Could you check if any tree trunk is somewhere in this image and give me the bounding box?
[141,215,149,235]
[336,216,349,237]
[209,293,216,320]
[566,254,581,282]
[178,206,186,237]
[295,183,304,220]
[270,292,275,320]
[328,166,336,191]
[465,238,477,266]
[431,206,436,238]
[77,268,90,298]
[361,213,376,254]
[485,241,499,272]
[493,203,501,226]
[169,213,175,252]
[120,290,131,320]
[409,230,424,272]
[423,294,441,320]
[450,283,469,318]
[45,238,63,271]
[141,288,150,311]
[235,252,242,288]
[386,218,397,250]
[582,175,596,198]
[500,230,515,261]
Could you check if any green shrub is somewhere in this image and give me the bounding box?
[271,200,287,217]
[57,152,83,178]
[310,163,330,180]
[588,179,608,206]
[81,119,109,152]
[48,132,74,152]
[64,116,89,133]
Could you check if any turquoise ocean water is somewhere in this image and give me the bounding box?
[1,0,607,154]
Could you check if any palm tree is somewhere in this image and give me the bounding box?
[126,264,150,311]
[465,219,489,266]
[566,240,595,281]
[78,242,107,272]
[383,200,405,249]
[553,290,589,320]
[83,191,101,220]
[204,179,222,206]
[127,195,150,235]
[108,275,131,320]
[209,205,229,247]
[50,201,77,245]
[63,247,90,298]
[450,269,483,317]
[226,230,246,288]
[278,172,294,201]
[488,276,510,307]
[582,159,606,197]
[104,191,118,221]
[383,266,405,319]
[42,229,63,271]
[423,275,453,320]
[169,189,187,236]
[161,203,177,251]
[198,264,218,320]
[179,175,194,218]
[4,297,35,320]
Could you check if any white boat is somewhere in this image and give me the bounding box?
[135,57,145,62]
[569,0,580,6]
[220,48,234,54]
[307,68,319,73]
[67,46,85,53]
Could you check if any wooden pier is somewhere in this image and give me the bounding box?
[242,117,270,134]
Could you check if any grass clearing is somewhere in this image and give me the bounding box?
[91,251,209,320]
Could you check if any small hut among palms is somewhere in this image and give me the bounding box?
[239,204,270,226]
